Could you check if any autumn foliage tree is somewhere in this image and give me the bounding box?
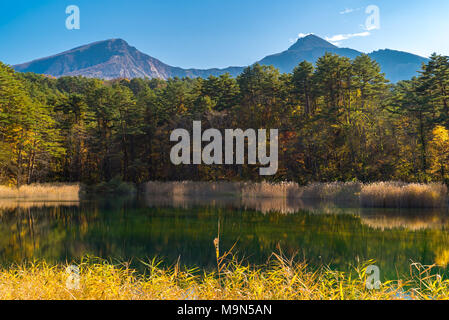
[1,53,449,185]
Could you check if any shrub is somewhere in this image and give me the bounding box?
[82,177,136,196]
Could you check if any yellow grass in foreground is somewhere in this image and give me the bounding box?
[0,184,80,201]
[0,256,445,300]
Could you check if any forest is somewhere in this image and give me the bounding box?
[1,52,449,186]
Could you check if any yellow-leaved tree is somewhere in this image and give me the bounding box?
[429,125,449,183]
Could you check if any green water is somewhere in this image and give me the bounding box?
[1,196,449,280]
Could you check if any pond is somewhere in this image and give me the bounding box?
[1,195,449,280]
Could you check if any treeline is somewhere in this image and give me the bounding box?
[1,52,449,186]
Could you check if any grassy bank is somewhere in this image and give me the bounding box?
[145,181,448,208]
[0,181,446,208]
[0,256,446,300]
[0,184,80,201]
[0,180,134,201]
[360,182,447,208]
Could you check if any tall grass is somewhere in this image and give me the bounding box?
[0,183,80,201]
[144,181,351,200]
[360,182,447,208]
[145,181,448,209]
[145,181,361,200]
[241,182,301,199]
[0,256,448,300]
[145,181,242,197]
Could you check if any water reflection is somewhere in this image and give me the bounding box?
[360,208,449,231]
[144,195,449,230]
[0,200,79,209]
[143,194,362,215]
[0,196,448,279]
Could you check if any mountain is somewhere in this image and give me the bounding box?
[13,35,429,82]
[258,35,428,82]
[368,49,429,83]
[259,35,362,73]
[13,39,244,80]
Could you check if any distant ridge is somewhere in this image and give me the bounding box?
[13,39,244,80]
[258,35,428,82]
[14,35,429,82]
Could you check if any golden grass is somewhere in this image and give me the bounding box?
[145,181,242,197]
[0,255,447,300]
[0,184,80,201]
[145,181,448,208]
[144,181,353,200]
[241,182,301,199]
[360,182,447,208]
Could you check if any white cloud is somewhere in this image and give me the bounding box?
[340,7,362,15]
[289,33,314,44]
[340,8,355,14]
[325,32,371,45]
[298,33,313,38]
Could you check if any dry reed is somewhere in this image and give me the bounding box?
[0,256,446,300]
[360,182,447,208]
[0,184,80,201]
[145,181,448,209]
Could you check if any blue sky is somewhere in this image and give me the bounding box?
[1,0,448,68]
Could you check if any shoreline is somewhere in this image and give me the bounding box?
[0,181,447,209]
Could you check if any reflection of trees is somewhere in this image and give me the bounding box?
[1,201,449,278]
[360,208,449,231]
[143,194,363,215]
[0,203,89,263]
[0,200,79,210]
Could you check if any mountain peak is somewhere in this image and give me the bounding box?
[288,34,337,51]
[13,38,244,80]
[70,38,132,53]
[99,38,130,48]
